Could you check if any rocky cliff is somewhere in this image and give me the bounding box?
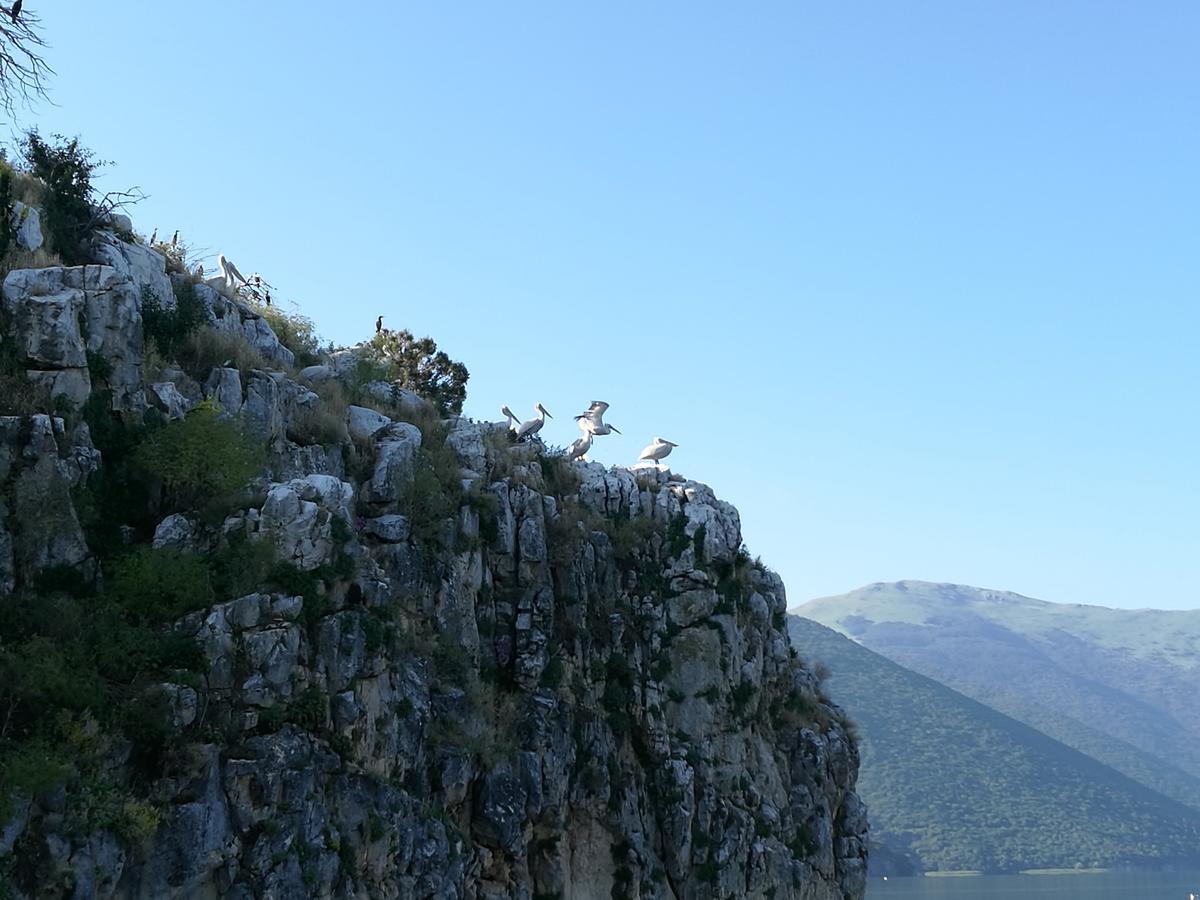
[0,209,866,899]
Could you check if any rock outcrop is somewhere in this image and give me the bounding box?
[0,225,867,900]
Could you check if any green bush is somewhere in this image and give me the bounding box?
[134,402,264,511]
[361,329,469,415]
[258,305,322,367]
[18,131,102,264]
[109,547,213,621]
[141,281,207,358]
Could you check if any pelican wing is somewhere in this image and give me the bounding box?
[516,417,543,440]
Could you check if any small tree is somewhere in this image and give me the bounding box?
[19,131,102,263]
[18,131,143,263]
[364,329,469,415]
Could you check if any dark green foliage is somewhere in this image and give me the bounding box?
[210,534,276,600]
[666,514,690,558]
[0,335,43,417]
[0,161,13,261]
[141,281,206,358]
[540,655,565,690]
[787,823,817,859]
[0,586,206,821]
[257,688,325,734]
[361,329,469,415]
[467,488,500,544]
[368,812,387,842]
[538,454,582,500]
[258,305,322,367]
[731,679,756,717]
[602,654,636,737]
[432,635,473,687]
[109,547,213,621]
[362,613,385,654]
[134,402,264,512]
[18,131,102,264]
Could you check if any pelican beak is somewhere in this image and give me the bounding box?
[546,411,554,418]
[611,425,622,434]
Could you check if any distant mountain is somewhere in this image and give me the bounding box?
[795,581,1200,810]
[787,616,1200,874]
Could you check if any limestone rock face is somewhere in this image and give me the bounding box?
[366,422,423,503]
[0,414,95,596]
[93,230,174,317]
[0,277,866,899]
[185,279,296,369]
[3,265,145,409]
[256,475,354,571]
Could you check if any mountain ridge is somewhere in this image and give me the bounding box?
[787,615,1200,874]
[795,579,1200,810]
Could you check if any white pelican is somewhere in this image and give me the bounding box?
[575,400,621,436]
[218,254,249,294]
[500,405,520,431]
[515,403,552,441]
[564,430,592,462]
[636,437,677,467]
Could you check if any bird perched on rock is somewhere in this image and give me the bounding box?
[636,437,678,467]
[564,430,592,463]
[501,405,519,431]
[11,0,22,24]
[515,403,552,441]
[375,316,384,334]
[575,400,620,435]
[171,230,178,247]
[149,228,157,245]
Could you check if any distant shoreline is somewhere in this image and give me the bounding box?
[919,868,1114,878]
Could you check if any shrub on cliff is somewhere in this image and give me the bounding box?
[134,402,264,511]
[361,329,469,415]
[141,281,207,357]
[18,131,102,264]
[258,304,322,367]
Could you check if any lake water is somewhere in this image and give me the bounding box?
[866,871,1200,899]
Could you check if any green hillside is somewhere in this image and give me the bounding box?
[796,581,1200,809]
[787,615,1200,874]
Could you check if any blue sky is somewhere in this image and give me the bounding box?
[21,2,1198,610]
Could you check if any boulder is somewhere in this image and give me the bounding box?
[11,201,42,251]
[258,475,354,571]
[366,423,422,503]
[149,381,195,421]
[205,367,243,417]
[299,364,334,384]
[347,405,391,443]
[447,418,486,474]
[153,513,200,552]
[365,514,410,543]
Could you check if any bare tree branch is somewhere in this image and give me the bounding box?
[0,5,53,116]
